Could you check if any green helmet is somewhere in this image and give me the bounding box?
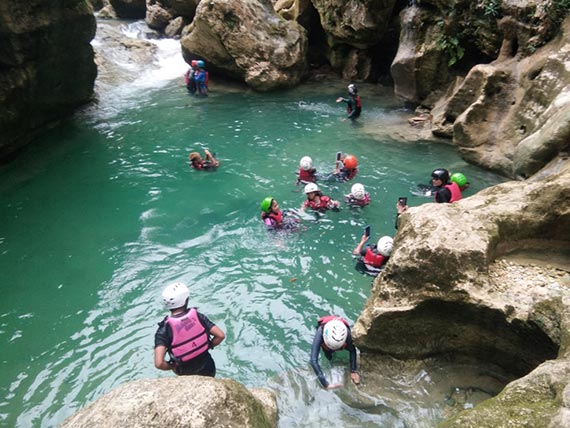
[450,172,467,187]
[260,197,273,213]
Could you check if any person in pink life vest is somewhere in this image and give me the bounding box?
[297,156,317,185]
[431,168,462,203]
[301,182,340,212]
[154,282,225,376]
[310,316,360,389]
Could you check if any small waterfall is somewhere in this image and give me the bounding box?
[90,19,188,120]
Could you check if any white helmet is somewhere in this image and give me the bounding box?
[348,83,357,95]
[162,282,189,309]
[377,236,394,257]
[351,183,366,200]
[300,156,313,171]
[323,319,348,350]
[304,182,319,194]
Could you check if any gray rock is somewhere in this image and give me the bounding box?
[61,377,278,428]
[180,0,308,91]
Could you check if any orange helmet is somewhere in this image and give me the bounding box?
[343,155,358,169]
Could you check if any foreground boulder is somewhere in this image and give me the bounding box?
[354,162,570,427]
[181,0,308,91]
[0,0,97,161]
[61,377,278,428]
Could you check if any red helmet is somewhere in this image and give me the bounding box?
[343,155,358,169]
[191,60,198,67]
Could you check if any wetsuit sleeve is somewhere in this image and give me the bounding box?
[310,327,329,388]
[345,330,358,372]
[435,187,452,203]
[197,312,216,331]
[154,317,172,348]
[359,245,369,257]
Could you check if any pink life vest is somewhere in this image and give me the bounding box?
[304,195,332,211]
[363,247,386,268]
[166,308,209,362]
[262,210,283,227]
[317,315,350,351]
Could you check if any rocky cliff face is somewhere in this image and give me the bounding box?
[0,0,97,160]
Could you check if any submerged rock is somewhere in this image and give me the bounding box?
[61,377,278,428]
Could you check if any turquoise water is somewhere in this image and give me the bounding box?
[0,72,506,427]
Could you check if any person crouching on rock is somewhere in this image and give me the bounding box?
[310,316,360,390]
[154,282,225,376]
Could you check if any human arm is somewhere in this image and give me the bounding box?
[346,333,360,385]
[209,325,225,348]
[310,327,342,389]
[154,345,175,371]
[154,320,175,371]
[435,187,451,203]
[353,234,369,255]
[204,150,219,167]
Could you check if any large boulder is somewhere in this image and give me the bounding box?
[61,377,278,428]
[391,5,450,104]
[180,0,308,91]
[353,162,570,427]
[0,0,97,161]
[441,17,570,178]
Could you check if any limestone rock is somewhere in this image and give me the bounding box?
[0,0,97,160]
[61,377,278,428]
[181,0,308,91]
[311,0,396,48]
[353,163,570,427]
[145,0,198,32]
[391,5,449,104]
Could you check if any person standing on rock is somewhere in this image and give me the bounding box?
[154,282,225,376]
[310,316,360,390]
[336,84,361,121]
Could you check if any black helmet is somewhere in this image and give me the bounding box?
[431,168,450,183]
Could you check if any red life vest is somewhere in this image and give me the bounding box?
[166,308,209,362]
[363,247,386,268]
[262,210,283,226]
[343,168,357,180]
[304,195,332,211]
[434,182,462,203]
[191,160,204,169]
[317,315,350,351]
[355,95,361,109]
[298,168,316,183]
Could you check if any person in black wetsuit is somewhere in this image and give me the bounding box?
[154,282,225,376]
[336,84,362,121]
[310,316,360,390]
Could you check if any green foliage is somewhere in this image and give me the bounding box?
[483,0,501,17]
[436,21,465,67]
